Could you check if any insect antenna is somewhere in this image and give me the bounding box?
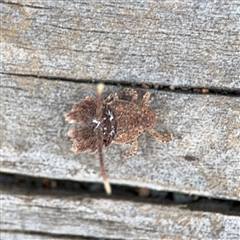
[96,83,112,195]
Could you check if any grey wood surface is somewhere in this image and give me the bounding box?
[0,232,86,240]
[1,0,239,89]
[1,1,240,239]
[1,187,240,240]
[1,75,240,200]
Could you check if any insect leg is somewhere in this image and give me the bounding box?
[142,92,151,106]
[121,88,138,103]
[148,129,172,142]
[105,93,119,103]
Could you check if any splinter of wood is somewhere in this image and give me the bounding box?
[96,84,111,195]
[65,84,172,195]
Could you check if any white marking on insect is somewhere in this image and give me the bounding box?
[109,128,116,136]
[107,110,114,121]
[92,119,100,129]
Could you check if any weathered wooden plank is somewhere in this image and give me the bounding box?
[1,187,239,240]
[1,75,240,200]
[0,232,85,240]
[1,1,239,90]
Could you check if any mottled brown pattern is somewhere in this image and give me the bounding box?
[65,85,172,194]
[65,88,172,157]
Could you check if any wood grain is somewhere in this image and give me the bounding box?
[1,0,239,90]
[1,75,240,200]
[0,232,85,240]
[1,1,240,239]
[1,187,239,240]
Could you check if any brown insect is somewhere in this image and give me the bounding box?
[65,84,172,194]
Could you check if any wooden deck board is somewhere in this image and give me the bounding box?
[1,0,239,89]
[1,187,239,240]
[0,232,86,240]
[1,0,240,238]
[1,75,239,200]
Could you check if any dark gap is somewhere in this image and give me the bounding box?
[2,72,240,96]
[1,172,239,217]
[0,0,52,10]
[0,229,112,240]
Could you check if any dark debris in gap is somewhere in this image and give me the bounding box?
[1,173,239,217]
